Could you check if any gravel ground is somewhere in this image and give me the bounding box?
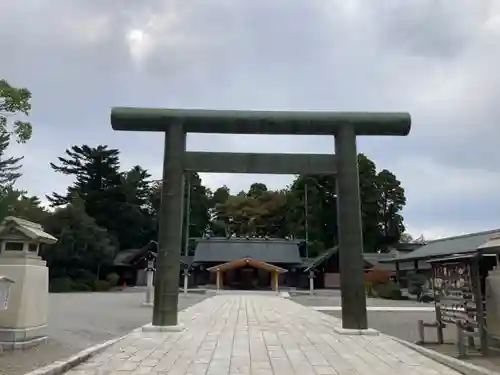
[290,291,433,308]
[0,290,207,375]
[290,293,440,342]
[323,311,448,342]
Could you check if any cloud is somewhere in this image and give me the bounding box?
[1,0,500,240]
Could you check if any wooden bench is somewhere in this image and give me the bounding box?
[417,295,486,358]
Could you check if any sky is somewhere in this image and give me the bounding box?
[1,0,500,240]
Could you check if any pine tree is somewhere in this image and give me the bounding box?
[0,131,23,187]
[47,145,122,207]
[48,144,157,249]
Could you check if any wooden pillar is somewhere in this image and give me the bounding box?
[274,271,279,292]
[216,270,221,292]
[472,257,488,355]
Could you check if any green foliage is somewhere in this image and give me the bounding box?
[407,271,428,295]
[373,280,405,300]
[205,153,408,254]
[48,145,156,249]
[149,172,212,243]
[93,280,112,292]
[105,272,120,287]
[377,169,406,247]
[0,79,32,143]
[41,203,115,275]
[49,274,113,293]
[0,131,23,188]
[71,282,93,292]
[49,277,73,293]
[400,232,414,243]
[0,186,48,223]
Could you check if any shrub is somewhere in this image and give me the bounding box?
[365,281,376,297]
[407,271,428,296]
[69,269,96,289]
[374,281,405,300]
[365,268,391,285]
[71,281,93,292]
[94,280,112,292]
[49,277,73,293]
[105,272,120,287]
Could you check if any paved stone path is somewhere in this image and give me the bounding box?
[66,295,461,375]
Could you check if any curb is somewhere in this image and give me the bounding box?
[390,336,500,375]
[23,333,132,375]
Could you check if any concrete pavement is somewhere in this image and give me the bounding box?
[65,294,461,375]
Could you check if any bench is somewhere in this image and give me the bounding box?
[417,293,487,358]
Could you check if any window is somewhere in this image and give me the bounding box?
[29,243,38,252]
[5,242,24,251]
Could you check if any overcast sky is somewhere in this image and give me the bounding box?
[1,1,500,240]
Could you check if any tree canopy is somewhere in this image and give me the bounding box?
[0,79,32,143]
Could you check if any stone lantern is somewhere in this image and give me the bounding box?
[0,216,57,350]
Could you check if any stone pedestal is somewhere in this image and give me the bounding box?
[0,255,49,349]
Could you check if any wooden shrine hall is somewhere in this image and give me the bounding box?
[188,237,304,291]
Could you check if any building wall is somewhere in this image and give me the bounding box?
[324,273,340,288]
[136,269,147,286]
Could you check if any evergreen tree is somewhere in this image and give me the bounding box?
[47,145,122,208]
[48,145,128,247]
[42,196,115,281]
[0,131,23,188]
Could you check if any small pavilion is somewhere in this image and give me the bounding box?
[207,258,288,291]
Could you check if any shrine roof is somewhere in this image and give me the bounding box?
[193,237,302,264]
[380,229,500,263]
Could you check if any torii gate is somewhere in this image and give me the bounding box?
[110,108,411,331]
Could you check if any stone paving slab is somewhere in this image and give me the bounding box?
[64,295,462,375]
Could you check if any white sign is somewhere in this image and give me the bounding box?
[0,277,14,311]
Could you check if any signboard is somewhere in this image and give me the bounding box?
[0,276,14,311]
[430,258,478,327]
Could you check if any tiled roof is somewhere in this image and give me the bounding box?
[193,238,302,264]
[384,229,500,262]
[0,216,57,244]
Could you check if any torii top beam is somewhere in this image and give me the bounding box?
[110,107,411,136]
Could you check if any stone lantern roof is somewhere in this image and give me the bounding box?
[0,217,57,244]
